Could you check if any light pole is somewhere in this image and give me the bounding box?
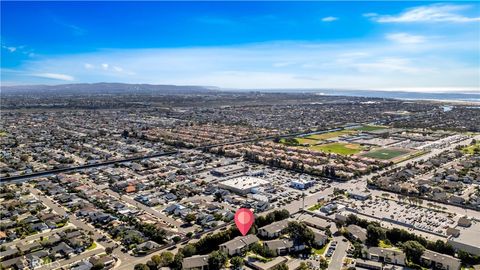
[302,191,306,211]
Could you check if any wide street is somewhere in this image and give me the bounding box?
[118,135,479,269]
[26,186,136,269]
[4,132,476,270]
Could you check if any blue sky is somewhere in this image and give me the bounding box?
[1,1,479,91]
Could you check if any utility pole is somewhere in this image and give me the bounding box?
[302,191,305,211]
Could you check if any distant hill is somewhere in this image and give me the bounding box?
[1,83,215,95]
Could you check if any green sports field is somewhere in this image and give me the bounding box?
[354,125,388,132]
[295,137,319,145]
[306,130,357,140]
[310,142,363,155]
[362,148,409,160]
[280,137,318,145]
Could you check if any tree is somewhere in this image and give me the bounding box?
[170,253,184,270]
[366,225,386,246]
[273,209,290,220]
[134,264,149,270]
[151,251,174,267]
[283,138,299,146]
[287,221,315,246]
[181,244,197,257]
[296,262,309,270]
[273,263,289,270]
[319,258,328,270]
[458,250,480,265]
[185,213,197,224]
[151,255,162,266]
[105,246,114,254]
[352,242,363,258]
[146,260,157,270]
[401,240,425,264]
[214,192,223,202]
[230,256,244,270]
[208,251,228,270]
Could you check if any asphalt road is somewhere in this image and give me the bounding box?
[117,135,479,269]
[6,133,477,270]
[327,236,349,270]
[86,180,183,230]
[0,126,352,184]
[27,186,135,268]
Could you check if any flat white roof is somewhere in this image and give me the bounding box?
[220,176,269,191]
[451,220,480,247]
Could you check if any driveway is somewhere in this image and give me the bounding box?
[327,236,349,270]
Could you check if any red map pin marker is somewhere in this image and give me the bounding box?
[234,208,254,236]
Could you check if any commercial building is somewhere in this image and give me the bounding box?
[211,165,245,177]
[218,176,269,195]
[347,188,372,201]
[447,220,480,256]
[290,179,315,190]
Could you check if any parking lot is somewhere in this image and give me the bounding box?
[344,197,458,235]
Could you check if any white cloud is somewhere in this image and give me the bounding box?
[272,62,293,68]
[363,13,378,18]
[31,73,75,81]
[2,45,16,52]
[321,16,338,22]
[6,36,478,91]
[53,17,87,36]
[84,63,94,69]
[353,57,428,74]
[369,4,480,23]
[386,33,426,44]
[2,44,36,57]
[113,66,123,72]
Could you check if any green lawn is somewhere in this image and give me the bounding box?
[283,137,318,145]
[87,242,97,250]
[312,241,330,255]
[362,148,409,160]
[310,142,363,155]
[306,130,357,140]
[462,142,480,155]
[354,125,388,132]
[56,222,67,228]
[378,240,393,248]
[247,252,272,263]
[308,203,324,211]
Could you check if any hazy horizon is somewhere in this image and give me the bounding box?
[2,1,479,91]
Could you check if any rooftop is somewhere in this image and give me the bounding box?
[219,176,269,191]
[449,220,480,248]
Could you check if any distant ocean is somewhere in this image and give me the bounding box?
[257,89,480,103]
[314,90,480,102]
